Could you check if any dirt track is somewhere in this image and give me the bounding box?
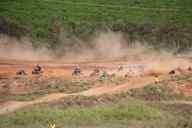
[0,76,153,115]
[0,57,192,115]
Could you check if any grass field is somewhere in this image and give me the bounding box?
[1,96,191,128]
[1,1,192,127]
[0,71,192,128]
[0,0,192,40]
[1,76,192,128]
[0,99,167,128]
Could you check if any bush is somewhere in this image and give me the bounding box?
[0,16,28,38]
[129,83,184,101]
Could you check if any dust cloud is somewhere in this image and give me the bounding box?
[61,31,152,61]
[0,34,52,61]
[0,31,191,68]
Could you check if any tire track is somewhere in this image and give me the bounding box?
[0,76,153,115]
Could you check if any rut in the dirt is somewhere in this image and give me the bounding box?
[0,77,153,115]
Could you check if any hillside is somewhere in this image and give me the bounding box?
[0,0,192,51]
[1,1,192,128]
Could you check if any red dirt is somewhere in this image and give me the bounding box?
[178,82,192,95]
[0,76,154,115]
[0,57,191,114]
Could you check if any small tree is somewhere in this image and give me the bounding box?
[48,16,61,50]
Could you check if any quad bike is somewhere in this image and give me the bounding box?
[32,65,43,75]
[32,69,43,75]
[188,67,192,71]
[169,70,175,75]
[118,65,123,71]
[99,71,109,81]
[72,67,81,76]
[16,69,27,76]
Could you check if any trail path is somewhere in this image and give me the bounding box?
[0,77,152,115]
[0,56,191,115]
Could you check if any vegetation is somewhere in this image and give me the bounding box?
[1,74,192,128]
[129,74,192,101]
[0,77,93,101]
[0,96,192,128]
[0,0,192,52]
[129,83,184,101]
[0,1,192,127]
[0,99,166,128]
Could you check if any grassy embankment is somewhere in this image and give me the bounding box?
[0,0,192,51]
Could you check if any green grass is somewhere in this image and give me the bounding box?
[0,99,163,128]
[1,73,192,128]
[0,0,192,40]
[1,97,191,128]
